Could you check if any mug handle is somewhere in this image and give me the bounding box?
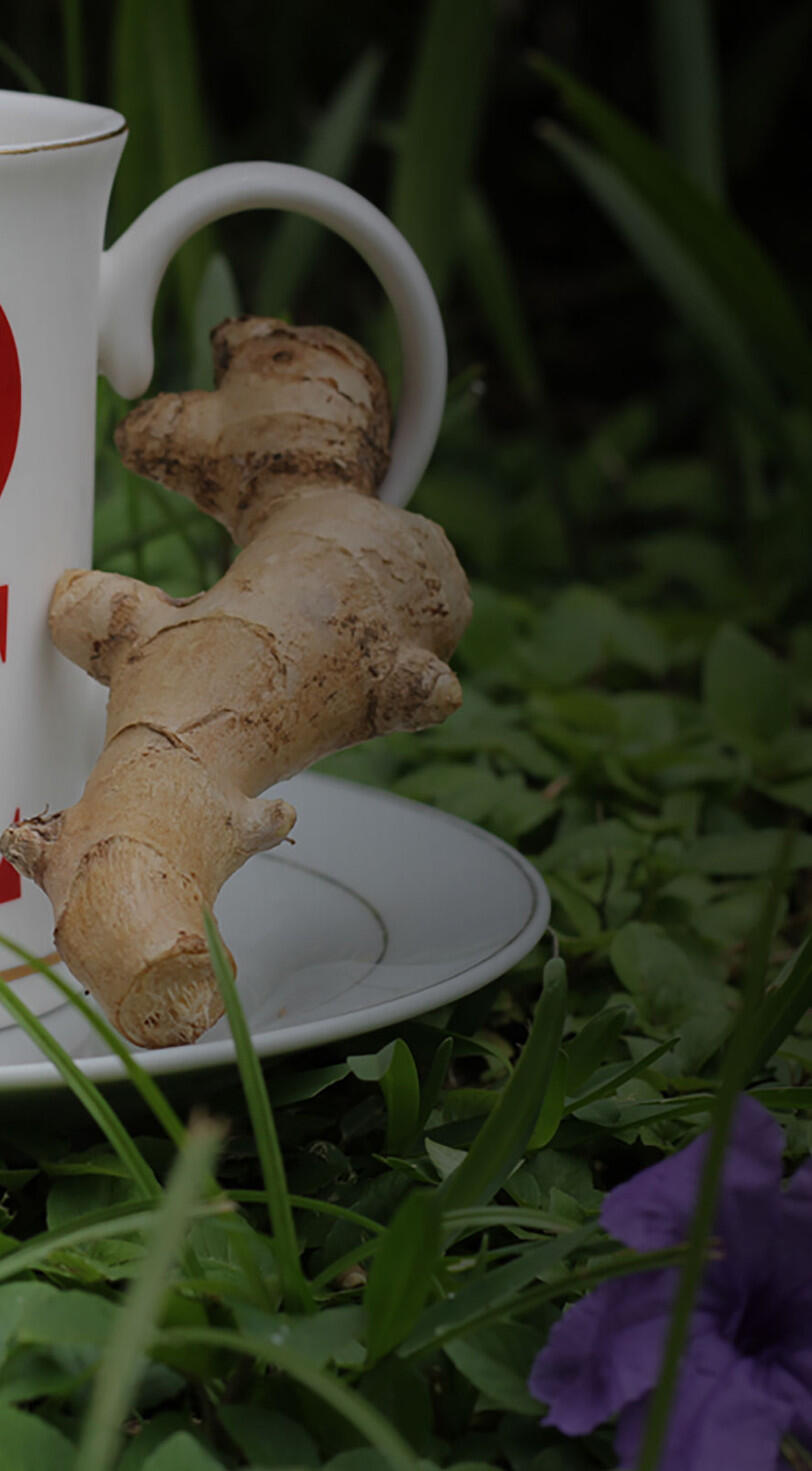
[97,163,446,510]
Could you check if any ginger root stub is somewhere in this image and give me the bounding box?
[0,318,471,1049]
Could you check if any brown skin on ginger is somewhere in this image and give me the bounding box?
[0,317,472,1048]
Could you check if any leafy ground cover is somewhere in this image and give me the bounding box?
[0,2,810,1468]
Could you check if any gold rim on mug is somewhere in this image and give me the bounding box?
[0,953,61,983]
[0,120,127,157]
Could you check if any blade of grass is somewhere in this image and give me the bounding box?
[652,0,724,199]
[203,909,313,1313]
[109,0,161,236]
[110,0,213,355]
[126,470,146,581]
[257,48,383,316]
[436,957,567,1214]
[0,936,186,1151]
[234,1190,385,1236]
[564,1037,678,1113]
[748,933,812,1076]
[61,0,84,100]
[542,123,789,450]
[415,1034,454,1135]
[77,1114,224,1471]
[364,1189,442,1364]
[129,472,213,588]
[533,53,812,404]
[400,1224,595,1360]
[0,939,159,1200]
[143,0,214,339]
[0,1196,229,1285]
[310,1234,383,1293]
[469,1244,690,1344]
[444,1205,586,1235]
[192,251,241,389]
[0,39,45,93]
[401,1232,686,1359]
[391,0,494,300]
[460,189,544,407]
[633,840,792,1470]
[155,1325,418,1471]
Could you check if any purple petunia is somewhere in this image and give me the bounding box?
[528,1097,812,1471]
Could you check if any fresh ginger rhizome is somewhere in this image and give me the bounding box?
[1,319,471,1047]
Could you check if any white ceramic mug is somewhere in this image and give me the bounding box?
[0,91,446,969]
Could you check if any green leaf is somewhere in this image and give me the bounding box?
[204,913,312,1313]
[444,1323,543,1416]
[530,585,668,686]
[0,943,187,1155]
[685,830,812,876]
[233,1305,366,1370]
[505,1152,601,1215]
[541,124,785,442]
[0,1283,60,1361]
[416,1037,454,1134]
[633,823,785,1471]
[565,1006,630,1094]
[435,959,568,1213]
[16,1287,117,1353]
[540,818,646,876]
[359,1359,434,1457]
[0,1406,75,1470]
[364,1190,442,1365]
[610,923,734,1072]
[322,1456,392,1471]
[543,873,602,940]
[703,623,793,749]
[0,40,46,93]
[217,1406,319,1468]
[400,1225,595,1360]
[533,53,812,404]
[77,1118,224,1471]
[267,1063,352,1107]
[257,49,383,315]
[527,1051,567,1149]
[0,946,159,1201]
[191,253,241,388]
[140,1434,225,1470]
[652,0,724,199]
[348,1039,421,1154]
[567,1039,677,1112]
[391,0,494,298]
[117,1414,209,1471]
[61,0,85,100]
[749,935,812,1074]
[459,190,543,405]
[393,764,551,843]
[155,1326,418,1471]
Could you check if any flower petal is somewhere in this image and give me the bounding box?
[528,1269,678,1434]
[779,1157,812,1296]
[614,1340,787,1471]
[602,1096,784,1252]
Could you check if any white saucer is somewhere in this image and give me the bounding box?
[0,773,550,1094]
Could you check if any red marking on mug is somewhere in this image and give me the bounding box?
[0,586,6,662]
[0,306,21,501]
[0,809,21,904]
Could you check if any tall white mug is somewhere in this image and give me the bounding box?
[0,91,446,971]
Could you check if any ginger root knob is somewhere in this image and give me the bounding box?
[0,318,471,1048]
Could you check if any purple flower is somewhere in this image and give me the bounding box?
[528,1097,812,1470]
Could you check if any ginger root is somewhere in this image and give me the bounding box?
[0,318,471,1048]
